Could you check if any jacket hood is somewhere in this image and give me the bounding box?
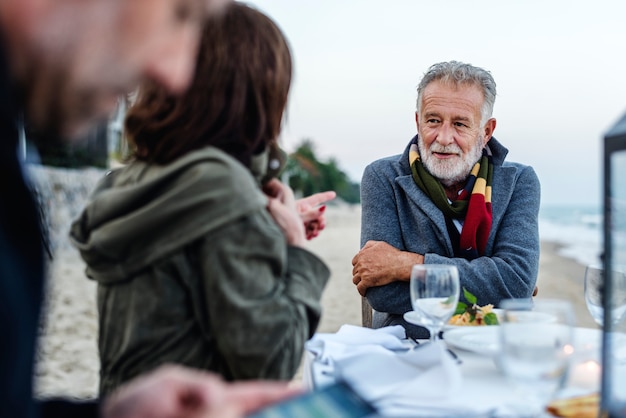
[70,147,267,283]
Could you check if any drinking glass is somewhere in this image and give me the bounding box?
[498,299,575,417]
[410,264,460,343]
[584,264,626,326]
[584,264,604,326]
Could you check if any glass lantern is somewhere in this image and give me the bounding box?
[601,110,626,417]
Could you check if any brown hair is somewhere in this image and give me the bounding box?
[124,2,292,166]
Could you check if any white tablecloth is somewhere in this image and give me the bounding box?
[303,326,603,417]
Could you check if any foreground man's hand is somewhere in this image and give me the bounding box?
[102,364,302,418]
[351,240,424,296]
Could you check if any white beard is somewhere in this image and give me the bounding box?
[418,134,485,187]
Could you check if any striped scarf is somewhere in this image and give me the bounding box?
[408,136,493,259]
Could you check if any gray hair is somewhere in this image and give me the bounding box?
[416,61,497,126]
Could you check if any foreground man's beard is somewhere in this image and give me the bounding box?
[418,134,485,187]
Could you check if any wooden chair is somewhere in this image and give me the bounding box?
[361,296,373,328]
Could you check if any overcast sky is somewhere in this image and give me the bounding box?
[247,0,626,207]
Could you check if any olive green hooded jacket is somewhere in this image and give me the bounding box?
[70,147,330,395]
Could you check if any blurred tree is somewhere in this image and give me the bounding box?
[284,139,360,204]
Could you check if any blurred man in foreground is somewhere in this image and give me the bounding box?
[0,0,301,417]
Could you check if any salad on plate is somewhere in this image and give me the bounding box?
[448,288,500,327]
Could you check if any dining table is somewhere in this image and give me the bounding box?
[302,324,604,418]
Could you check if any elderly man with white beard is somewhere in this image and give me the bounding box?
[351,61,540,339]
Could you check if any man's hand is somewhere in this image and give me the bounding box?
[102,364,302,418]
[295,191,336,240]
[351,241,424,296]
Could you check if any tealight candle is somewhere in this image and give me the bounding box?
[569,360,602,391]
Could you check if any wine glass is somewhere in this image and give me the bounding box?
[584,264,626,326]
[409,264,460,343]
[584,264,604,326]
[498,298,575,417]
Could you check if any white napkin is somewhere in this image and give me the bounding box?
[338,342,469,416]
[306,325,491,417]
[305,324,408,363]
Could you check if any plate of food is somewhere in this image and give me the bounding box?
[444,287,502,330]
[403,288,503,330]
[444,308,503,330]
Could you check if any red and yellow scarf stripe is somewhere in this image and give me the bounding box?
[409,136,493,259]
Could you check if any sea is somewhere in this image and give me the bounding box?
[539,205,602,268]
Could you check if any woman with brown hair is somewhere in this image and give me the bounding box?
[70,2,331,395]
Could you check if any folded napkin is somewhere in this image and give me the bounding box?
[305,324,408,363]
[306,325,491,417]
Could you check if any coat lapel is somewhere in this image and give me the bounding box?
[396,174,455,254]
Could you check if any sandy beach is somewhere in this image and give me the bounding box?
[34,204,597,399]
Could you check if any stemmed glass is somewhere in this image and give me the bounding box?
[584,264,626,326]
[498,299,575,417]
[410,264,460,343]
[584,264,605,326]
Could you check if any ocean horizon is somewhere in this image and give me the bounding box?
[539,204,602,268]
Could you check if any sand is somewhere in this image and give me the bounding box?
[33,204,596,399]
[536,241,598,329]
